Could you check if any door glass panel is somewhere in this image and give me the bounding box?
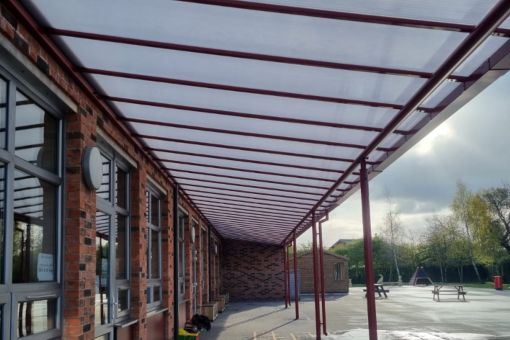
[115,214,127,280]
[117,288,129,314]
[13,170,57,283]
[0,77,7,149]
[153,286,160,303]
[17,299,57,337]
[150,229,160,279]
[14,91,59,172]
[150,194,159,226]
[95,211,110,326]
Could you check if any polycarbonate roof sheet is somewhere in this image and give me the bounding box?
[20,0,510,244]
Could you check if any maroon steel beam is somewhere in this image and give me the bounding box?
[179,182,321,201]
[191,195,310,212]
[200,208,300,224]
[175,176,326,196]
[187,192,313,208]
[167,167,339,186]
[207,218,288,231]
[156,154,346,174]
[178,0,510,36]
[194,204,303,220]
[318,215,329,336]
[282,0,510,246]
[185,188,317,206]
[360,160,378,340]
[162,160,341,182]
[193,198,308,215]
[46,27,465,78]
[107,90,404,114]
[139,134,381,165]
[126,116,369,149]
[199,210,299,225]
[293,232,299,320]
[167,168,331,190]
[85,68,416,116]
[284,247,288,308]
[311,211,321,339]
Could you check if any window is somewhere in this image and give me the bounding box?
[146,187,162,310]
[177,210,187,302]
[95,146,130,337]
[334,263,342,281]
[0,66,63,340]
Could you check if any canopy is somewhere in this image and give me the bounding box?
[17,0,510,244]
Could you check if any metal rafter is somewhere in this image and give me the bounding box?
[139,135,381,164]
[175,176,326,196]
[126,117,396,151]
[180,183,320,202]
[178,0,510,37]
[46,28,479,78]
[84,68,421,120]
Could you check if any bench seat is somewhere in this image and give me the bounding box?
[432,286,466,302]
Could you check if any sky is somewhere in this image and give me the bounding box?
[298,71,510,247]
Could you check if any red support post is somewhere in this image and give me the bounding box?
[311,211,321,339]
[318,215,329,335]
[293,232,299,320]
[283,247,288,308]
[286,244,292,306]
[360,160,378,340]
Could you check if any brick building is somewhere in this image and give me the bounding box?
[0,1,508,340]
[292,252,349,294]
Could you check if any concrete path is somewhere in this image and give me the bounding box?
[200,286,510,339]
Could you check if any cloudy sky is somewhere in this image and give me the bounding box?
[299,72,510,247]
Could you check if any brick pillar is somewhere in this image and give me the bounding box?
[130,167,148,339]
[162,188,175,339]
[63,106,97,339]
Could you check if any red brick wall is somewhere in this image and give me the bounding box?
[0,4,214,339]
[221,240,284,300]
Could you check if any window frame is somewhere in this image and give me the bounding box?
[177,209,188,303]
[94,142,131,337]
[145,184,163,311]
[0,62,64,340]
[334,262,342,281]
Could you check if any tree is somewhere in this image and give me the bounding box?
[482,185,510,254]
[380,198,403,282]
[421,215,470,282]
[451,182,483,282]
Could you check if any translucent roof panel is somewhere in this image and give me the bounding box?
[21,0,510,244]
[61,37,426,106]
[236,0,498,25]
[97,75,400,132]
[30,0,467,72]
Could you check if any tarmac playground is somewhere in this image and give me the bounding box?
[200,286,510,340]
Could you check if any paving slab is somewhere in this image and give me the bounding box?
[199,286,510,340]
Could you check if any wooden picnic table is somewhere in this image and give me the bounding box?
[432,285,466,301]
[364,283,389,299]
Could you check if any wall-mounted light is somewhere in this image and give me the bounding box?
[83,146,102,190]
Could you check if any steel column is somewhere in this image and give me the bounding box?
[360,160,378,340]
[311,211,321,339]
[293,232,299,319]
[286,244,291,306]
[318,215,329,335]
[283,246,289,308]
